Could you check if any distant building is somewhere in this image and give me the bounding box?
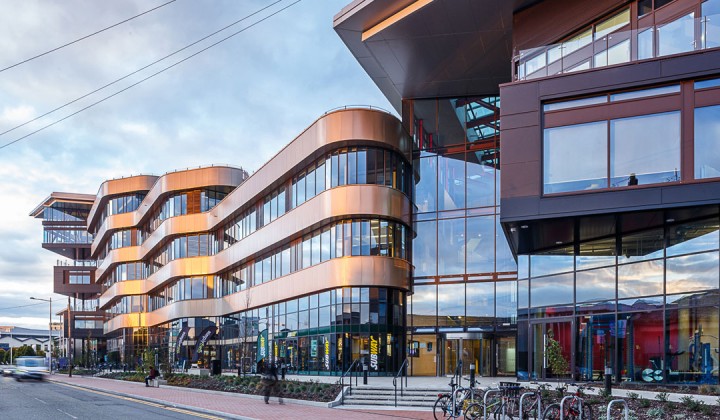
[0,326,60,353]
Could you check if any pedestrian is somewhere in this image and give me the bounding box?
[262,363,283,404]
[145,365,159,387]
[280,358,286,380]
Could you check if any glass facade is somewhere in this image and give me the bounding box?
[113,287,405,375]
[517,208,720,385]
[406,96,518,376]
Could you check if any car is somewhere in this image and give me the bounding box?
[13,357,48,381]
[2,366,15,377]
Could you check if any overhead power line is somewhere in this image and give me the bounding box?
[0,0,285,140]
[0,0,178,73]
[0,302,44,311]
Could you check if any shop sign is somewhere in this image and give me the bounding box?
[324,337,330,370]
[311,339,318,357]
[175,326,190,356]
[370,335,379,370]
[192,326,217,362]
[257,329,268,362]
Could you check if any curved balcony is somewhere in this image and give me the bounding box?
[98,184,412,306]
[87,175,158,231]
[103,255,411,333]
[90,109,410,254]
[90,166,247,255]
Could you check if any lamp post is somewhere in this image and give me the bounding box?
[30,297,52,374]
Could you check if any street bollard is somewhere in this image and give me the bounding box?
[469,363,476,387]
[604,366,612,395]
[363,364,368,385]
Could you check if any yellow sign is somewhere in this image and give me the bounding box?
[370,335,379,370]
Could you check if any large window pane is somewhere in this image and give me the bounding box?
[411,284,436,327]
[611,111,680,187]
[466,216,494,274]
[496,281,517,324]
[576,267,616,303]
[544,121,607,193]
[665,306,720,385]
[438,218,464,275]
[530,248,574,277]
[695,105,720,179]
[618,259,664,298]
[496,216,516,272]
[530,273,574,307]
[415,156,437,212]
[667,217,720,257]
[466,151,496,208]
[438,284,465,327]
[666,251,719,294]
[414,220,437,277]
[438,154,465,210]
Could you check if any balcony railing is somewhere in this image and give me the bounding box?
[514,13,720,81]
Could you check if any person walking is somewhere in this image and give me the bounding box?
[262,363,283,404]
[145,365,159,387]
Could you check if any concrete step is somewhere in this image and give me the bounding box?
[342,398,437,407]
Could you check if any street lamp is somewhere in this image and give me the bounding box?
[30,296,52,374]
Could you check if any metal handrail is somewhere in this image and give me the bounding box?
[519,390,542,420]
[560,395,584,420]
[483,388,503,420]
[392,358,409,407]
[606,399,629,420]
[340,359,360,405]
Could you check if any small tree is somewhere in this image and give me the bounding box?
[546,330,569,376]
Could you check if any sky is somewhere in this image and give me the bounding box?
[0,0,392,330]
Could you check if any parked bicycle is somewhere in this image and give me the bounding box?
[519,382,549,419]
[541,383,594,420]
[464,382,521,420]
[433,375,484,419]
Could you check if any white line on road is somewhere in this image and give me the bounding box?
[57,408,78,419]
[34,397,48,404]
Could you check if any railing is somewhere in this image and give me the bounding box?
[392,358,409,407]
[323,105,395,116]
[340,359,360,405]
[514,12,720,81]
[606,399,629,420]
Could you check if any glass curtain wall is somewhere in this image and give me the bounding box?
[406,96,518,376]
[517,207,720,384]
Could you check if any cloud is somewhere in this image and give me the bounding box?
[0,0,391,330]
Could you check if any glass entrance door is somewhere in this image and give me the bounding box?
[531,319,573,380]
[443,337,493,376]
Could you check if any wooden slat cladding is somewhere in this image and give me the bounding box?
[187,189,202,214]
[513,0,627,52]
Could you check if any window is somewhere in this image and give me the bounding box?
[610,111,680,186]
[695,105,720,179]
[544,121,608,193]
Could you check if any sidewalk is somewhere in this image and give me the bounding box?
[48,374,434,420]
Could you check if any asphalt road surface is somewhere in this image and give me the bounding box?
[0,375,225,420]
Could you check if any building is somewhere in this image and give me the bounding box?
[336,0,720,385]
[0,326,60,354]
[31,192,106,364]
[36,109,412,374]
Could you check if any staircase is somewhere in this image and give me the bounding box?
[341,385,444,408]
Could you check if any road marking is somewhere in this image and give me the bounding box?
[54,382,224,419]
[34,397,48,404]
[57,408,78,419]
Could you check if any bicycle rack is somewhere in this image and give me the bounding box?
[606,399,629,420]
[483,389,503,420]
[559,396,584,420]
[519,391,542,420]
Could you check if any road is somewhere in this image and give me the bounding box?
[0,375,225,419]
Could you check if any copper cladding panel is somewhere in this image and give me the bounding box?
[87,175,158,230]
[98,184,412,306]
[90,166,247,248]
[103,256,411,333]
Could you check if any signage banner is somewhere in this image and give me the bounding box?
[370,335,379,371]
[192,326,217,362]
[175,326,190,356]
[256,329,268,363]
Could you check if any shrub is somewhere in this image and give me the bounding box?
[626,392,639,400]
[679,396,704,412]
[647,407,665,418]
[655,392,669,403]
[598,388,613,401]
[639,397,651,408]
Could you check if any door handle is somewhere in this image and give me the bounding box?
[543,334,547,369]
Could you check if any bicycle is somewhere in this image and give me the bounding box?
[463,382,519,420]
[541,383,594,420]
[434,376,484,419]
[519,382,549,420]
